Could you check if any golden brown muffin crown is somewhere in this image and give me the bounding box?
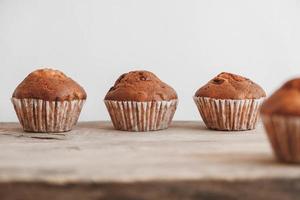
[195,72,266,99]
[261,78,300,116]
[104,70,177,101]
[13,68,87,101]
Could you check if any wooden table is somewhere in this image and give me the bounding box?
[0,121,299,200]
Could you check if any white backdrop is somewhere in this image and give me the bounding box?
[0,0,300,122]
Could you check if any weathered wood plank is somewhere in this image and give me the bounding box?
[0,121,300,199]
[0,121,299,182]
[1,179,300,200]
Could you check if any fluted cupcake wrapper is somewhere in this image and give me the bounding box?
[262,115,300,163]
[11,98,85,133]
[104,100,178,132]
[193,97,264,131]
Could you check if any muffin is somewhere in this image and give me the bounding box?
[261,78,300,163]
[12,68,86,133]
[193,72,266,131]
[104,70,178,131]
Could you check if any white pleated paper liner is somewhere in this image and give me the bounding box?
[104,100,178,132]
[193,97,264,131]
[262,115,300,163]
[11,98,85,133]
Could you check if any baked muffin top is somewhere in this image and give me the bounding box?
[104,70,177,101]
[195,72,266,99]
[13,68,87,101]
[261,78,300,116]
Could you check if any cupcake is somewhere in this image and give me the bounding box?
[261,79,300,163]
[193,72,266,131]
[104,70,178,132]
[12,68,86,133]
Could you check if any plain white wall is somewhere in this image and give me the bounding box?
[0,0,300,122]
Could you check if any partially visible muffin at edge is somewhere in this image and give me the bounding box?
[12,68,86,133]
[104,70,178,132]
[261,78,300,116]
[105,70,177,101]
[261,78,300,163]
[193,72,266,131]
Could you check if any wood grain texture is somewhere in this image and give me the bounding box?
[0,121,300,199]
[1,179,300,200]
